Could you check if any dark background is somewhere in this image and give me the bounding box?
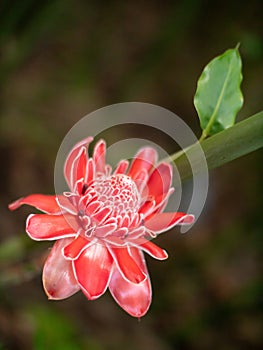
[0,1,262,349]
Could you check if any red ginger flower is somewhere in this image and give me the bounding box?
[9,137,194,317]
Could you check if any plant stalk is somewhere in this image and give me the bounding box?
[172,111,263,180]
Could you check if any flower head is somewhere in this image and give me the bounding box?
[9,137,194,317]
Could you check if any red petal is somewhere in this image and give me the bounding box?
[63,235,94,260]
[73,243,113,300]
[71,147,87,192]
[76,148,87,182]
[133,169,149,194]
[114,160,129,174]
[86,201,102,214]
[8,194,62,214]
[56,195,78,215]
[109,247,151,317]
[64,137,93,189]
[146,163,172,204]
[104,235,126,246]
[26,214,78,240]
[95,224,117,237]
[135,240,168,260]
[144,188,174,221]
[91,207,112,224]
[139,199,156,216]
[43,238,80,300]
[93,139,106,173]
[145,212,195,233]
[128,147,157,179]
[109,247,146,284]
[85,158,95,185]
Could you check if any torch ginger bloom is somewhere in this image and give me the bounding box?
[9,137,194,317]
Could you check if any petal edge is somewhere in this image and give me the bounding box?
[26,214,77,241]
[109,247,151,317]
[145,212,195,233]
[8,194,62,214]
[43,238,80,300]
[73,243,113,300]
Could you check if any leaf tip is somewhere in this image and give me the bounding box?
[235,42,241,50]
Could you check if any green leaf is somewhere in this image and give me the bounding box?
[194,47,243,139]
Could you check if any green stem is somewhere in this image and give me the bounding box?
[171,111,263,181]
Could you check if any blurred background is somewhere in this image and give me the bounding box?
[0,0,262,349]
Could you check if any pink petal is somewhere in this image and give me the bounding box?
[128,147,157,179]
[128,226,146,239]
[105,164,112,176]
[139,199,156,216]
[145,212,195,234]
[129,213,141,228]
[73,243,113,300]
[26,213,78,240]
[144,188,174,220]
[109,247,152,317]
[95,223,117,237]
[93,139,106,173]
[56,195,78,215]
[109,247,147,284]
[75,148,87,183]
[64,137,93,189]
[8,194,62,214]
[63,235,94,260]
[133,239,168,260]
[133,169,149,194]
[43,238,80,300]
[75,178,85,196]
[71,147,87,193]
[85,158,95,185]
[104,235,126,246]
[91,207,112,224]
[86,200,102,214]
[146,163,172,204]
[114,160,129,175]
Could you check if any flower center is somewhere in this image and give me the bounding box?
[88,174,140,216]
